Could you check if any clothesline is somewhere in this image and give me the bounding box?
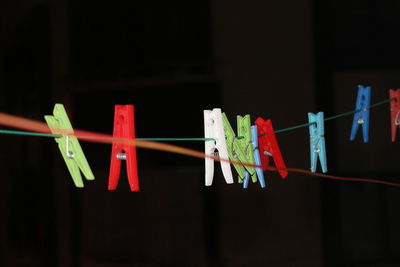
[0,88,399,190]
[0,97,393,140]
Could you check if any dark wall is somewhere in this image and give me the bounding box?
[213,1,321,266]
[1,0,400,266]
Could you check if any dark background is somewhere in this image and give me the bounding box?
[1,0,400,266]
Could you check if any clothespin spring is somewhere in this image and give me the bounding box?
[263,151,272,156]
[357,108,367,124]
[230,139,238,158]
[66,136,74,158]
[117,153,127,160]
[311,135,323,153]
[395,110,400,126]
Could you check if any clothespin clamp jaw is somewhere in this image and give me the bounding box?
[108,105,139,192]
[390,89,400,142]
[44,104,94,188]
[254,117,288,179]
[308,112,327,173]
[222,113,257,186]
[204,109,233,186]
[350,85,371,143]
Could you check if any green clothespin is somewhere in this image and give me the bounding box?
[44,104,94,188]
[237,114,258,183]
[222,113,257,184]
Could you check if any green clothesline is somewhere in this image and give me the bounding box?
[0,97,394,141]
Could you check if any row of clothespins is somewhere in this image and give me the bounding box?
[43,86,400,192]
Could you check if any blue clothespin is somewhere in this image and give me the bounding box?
[243,125,266,188]
[350,85,371,143]
[308,112,327,173]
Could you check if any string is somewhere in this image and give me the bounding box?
[0,97,394,141]
[274,97,395,134]
[137,138,214,141]
[324,98,394,122]
[280,167,400,187]
[0,129,213,141]
[0,111,399,187]
[237,97,394,137]
[0,129,60,138]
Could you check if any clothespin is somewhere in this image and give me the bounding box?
[204,108,234,186]
[237,115,260,188]
[350,85,371,143]
[44,104,94,188]
[108,105,139,192]
[244,125,266,188]
[254,117,288,178]
[390,89,400,142]
[308,112,327,173]
[221,113,257,187]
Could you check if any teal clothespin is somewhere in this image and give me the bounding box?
[222,113,257,186]
[308,112,327,173]
[248,125,266,188]
[44,104,94,187]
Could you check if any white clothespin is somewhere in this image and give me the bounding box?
[204,108,234,186]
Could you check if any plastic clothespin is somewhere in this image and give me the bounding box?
[350,85,371,143]
[204,108,234,186]
[222,113,257,186]
[108,105,139,192]
[308,112,327,173]
[44,103,94,188]
[254,117,288,178]
[390,89,400,142]
[238,115,260,188]
[244,125,266,188]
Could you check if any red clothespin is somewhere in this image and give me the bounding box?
[390,89,400,142]
[108,105,139,191]
[255,117,288,178]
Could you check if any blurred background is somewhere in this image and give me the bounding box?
[1,0,400,266]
